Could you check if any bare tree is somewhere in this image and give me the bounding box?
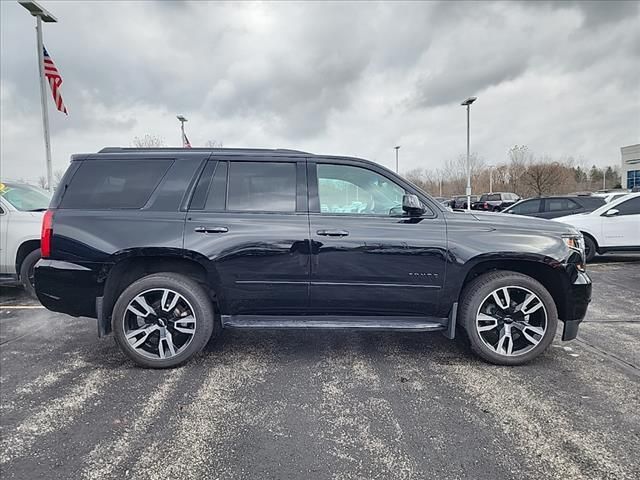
[404,168,426,190]
[53,169,65,188]
[205,140,224,148]
[521,160,568,196]
[37,176,47,189]
[132,134,165,148]
[507,145,532,195]
[400,144,619,198]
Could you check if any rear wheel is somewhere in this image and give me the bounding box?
[583,235,597,262]
[459,271,558,365]
[112,273,215,368]
[20,248,40,299]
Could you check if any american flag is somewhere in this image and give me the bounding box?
[182,131,192,148]
[43,46,68,115]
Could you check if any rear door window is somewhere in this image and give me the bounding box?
[60,159,172,209]
[510,199,541,214]
[227,162,297,212]
[190,161,228,211]
[546,198,579,212]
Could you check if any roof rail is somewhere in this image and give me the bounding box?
[97,147,311,155]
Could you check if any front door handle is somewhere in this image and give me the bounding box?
[316,229,349,237]
[194,226,229,234]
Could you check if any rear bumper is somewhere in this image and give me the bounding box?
[561,270,592,341]
[35,259,103,318]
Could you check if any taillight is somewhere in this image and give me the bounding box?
[41,209,54,258]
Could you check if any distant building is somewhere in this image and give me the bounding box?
[621,144,640,190]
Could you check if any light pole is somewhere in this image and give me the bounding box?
[177,115,188,146]
[19,1,57,192]
[488,164,495,194]
[394,146,401,173]
[461,96,477,211]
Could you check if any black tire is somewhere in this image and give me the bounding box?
[20,248,41,299]
[112,273,215,369]
[459,270,558,366]
[583,235,597,263]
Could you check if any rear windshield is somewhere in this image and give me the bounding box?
[60,159,172,209]
[480,194,501,201]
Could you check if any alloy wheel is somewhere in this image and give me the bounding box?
[123,288,197,360]
[475,286,548,356]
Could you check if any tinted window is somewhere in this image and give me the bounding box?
[189,161,217,210]
[317,164,406,215]
[510,199,541,214]
[547,198,579,212]
[205,161,227,210]
[61,160,172,209]
[227,162,296,212]
[613,196,640,216]
[581,197,606,208]
[480,194,501,202]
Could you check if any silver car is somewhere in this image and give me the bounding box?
[0,181,51,297]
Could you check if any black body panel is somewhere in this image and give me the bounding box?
[35,147,591,342]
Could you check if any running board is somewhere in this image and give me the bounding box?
[221,315,448,332]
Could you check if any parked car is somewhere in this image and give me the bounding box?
[503,195,606,219]
[592,191,630,203]
[0,181,50,296]
[453,195,479,209]
[471,192,520,212]
[553,192,639,262]
[432,196,454,209]
[35,147,591,368]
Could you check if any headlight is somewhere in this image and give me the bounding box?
[562,234,586,270]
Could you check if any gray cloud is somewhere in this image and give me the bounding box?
[1,0,638,182]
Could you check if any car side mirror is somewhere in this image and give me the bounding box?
[402,194,425,217]
[603,208,619,217]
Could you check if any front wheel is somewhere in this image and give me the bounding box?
[112,273,215,368]
[583,235,597,262]
[459,271,558,365]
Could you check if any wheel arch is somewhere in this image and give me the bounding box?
[579,230,600,252]
[101,251,218,335]
[15,240,41,278]
[457,256,570,321]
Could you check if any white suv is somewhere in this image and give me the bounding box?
[554,192,640,262]
[0,181,51,296]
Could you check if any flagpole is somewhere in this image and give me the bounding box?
[20,2,57,191]
[36,16,53,192]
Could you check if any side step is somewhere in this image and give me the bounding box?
[221,315,448,332]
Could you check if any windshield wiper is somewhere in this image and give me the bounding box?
[26,208,48,212]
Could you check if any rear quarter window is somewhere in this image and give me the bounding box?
[60,159,173,209]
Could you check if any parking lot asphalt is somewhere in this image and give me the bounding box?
[1,255,639,480]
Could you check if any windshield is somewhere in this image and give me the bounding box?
[0,182,51,211]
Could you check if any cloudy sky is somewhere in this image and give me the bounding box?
[1,0,638,182]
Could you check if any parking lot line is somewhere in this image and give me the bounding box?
[0,305,45,309]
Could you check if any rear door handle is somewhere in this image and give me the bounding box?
[316,229,349,237]
[194,226,229,234]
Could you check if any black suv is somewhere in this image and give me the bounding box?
[453,195,479,210]
[471,192,520,211]
[503,195,606,219]
[35,148,591,368]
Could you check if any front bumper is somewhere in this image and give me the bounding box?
[35,259,103,318]
[561,270,592,341]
